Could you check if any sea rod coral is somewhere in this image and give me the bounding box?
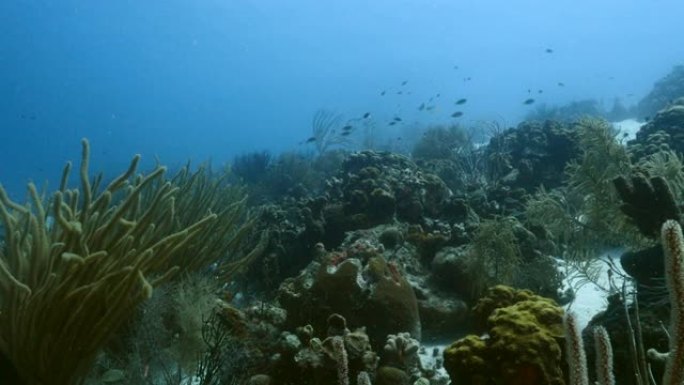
[0,139,217,385]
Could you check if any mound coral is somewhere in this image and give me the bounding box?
[443,285,565,385]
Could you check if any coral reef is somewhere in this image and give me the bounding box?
[630,97,684,160]
[333,151,452,225]
[277,240,421,348]
[486,119,580,192]
[637,65,684,119]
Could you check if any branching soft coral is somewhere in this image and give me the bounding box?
[0,139,216,385]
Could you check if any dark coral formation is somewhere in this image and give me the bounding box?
[629,97,684,160]
[637,64,684,119]
[486,119,581,192]
[333,151,452,224]
[277,241,421,348]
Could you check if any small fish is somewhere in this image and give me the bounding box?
[453,65,459,70]
[545,48,553,53]
[381,90,386,96]
[363,112,371,119]
[426,105,435,111]
[557,82,565,87]
[537,89,543,94]
[389,121,397,126]
[418,103,425,111]
[527,89,531,93]
[393,117,402,122]
[523,98,535,105]
[401,80,408,86]
[396,137,402,140]
[306,137,317,143]
[342,125,353,131]
[428,97,434,102]
[644,116,651,122]
[436,93,441,98]
[451,111,464,118]
[397,91,403,95]
[463,77,472,81]
[455,98,467,105]
[341,131,351,136]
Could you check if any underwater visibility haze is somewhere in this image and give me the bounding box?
[1,0,683,196]
[4,1,684,385]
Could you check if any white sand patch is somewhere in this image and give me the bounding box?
[612,119,645,142]
[556,248,630,330]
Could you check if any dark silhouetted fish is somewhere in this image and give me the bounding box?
[523,98,535,105]
[381,91,386,96]
[426,105,435,111]
[363,112,371,118]
[306,137,317,143]
[418,103,425,111]
[451,111,464,118]
[538,90,543,94]
[341,131,351,136]
[397,91,403,95]
[393,117,402,122]
[401,80,408,86]
[557,82,565,87]
[455,98,467,105]
[342,125,353,131]
[389,121,397,126]
[545,48,553,53]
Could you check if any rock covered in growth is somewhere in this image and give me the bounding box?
[486,119,580,192]
[277,238,421,348]
[330,151,452,225]
[629,97,684,160]
[637,65,684,119]
[443,285,565,385]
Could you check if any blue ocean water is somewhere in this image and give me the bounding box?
[1,0,682,198]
